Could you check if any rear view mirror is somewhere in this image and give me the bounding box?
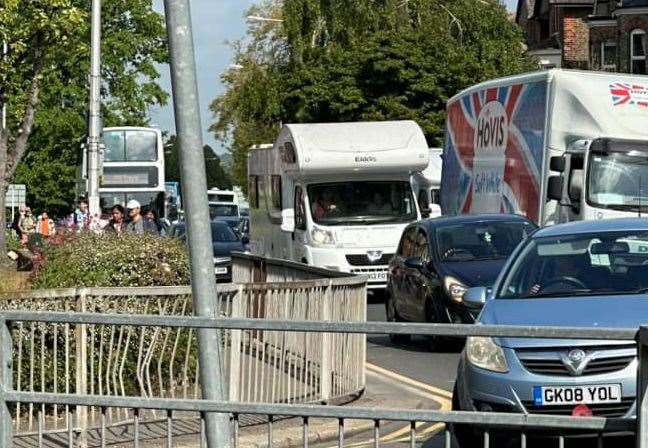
[550,156,566,173]
[547,176,563,201]
[281,209,295,233]
[591,241,629,255]
[428,204,442,218]
[463,287,487,309]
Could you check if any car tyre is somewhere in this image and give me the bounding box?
[385,291,410,344]
[425,296,443,351]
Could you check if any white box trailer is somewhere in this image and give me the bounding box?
[411,148,443,218]
[441,69,648,225]
[248,121,429,289]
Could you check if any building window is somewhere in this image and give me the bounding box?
[601,41,617,72]
[631,29,646,74]
[248,176,259,209]
[270,175,282,212]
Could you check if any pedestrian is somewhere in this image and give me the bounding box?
[142,207,162,234]
[74,198,90,232]
[18,207,36,245]
[125,200,157,234]
[105,205,126,234]
[12,204,26,241]
[36,211,55,239]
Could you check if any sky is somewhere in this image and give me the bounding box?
[151,0,519,155]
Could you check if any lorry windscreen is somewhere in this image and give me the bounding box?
[307,181,416,226]
[588,151,648,211]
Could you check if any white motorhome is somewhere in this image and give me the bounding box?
[248,121,429,289]
[442,69,648,225]
[411,148,443,218]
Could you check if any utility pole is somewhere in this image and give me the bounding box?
[86,0,102,216]
[163,1,231,446]
[2,40,7,131]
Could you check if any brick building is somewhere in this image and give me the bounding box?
[516,0,648,73]
[589,0,648,73]
[515,0,594,69]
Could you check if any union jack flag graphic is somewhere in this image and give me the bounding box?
[610,82,648,108]
[441,82,548,223]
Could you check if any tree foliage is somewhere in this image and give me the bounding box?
[164,135,233,191]
[211,0,535,188]
[0,0,167,258]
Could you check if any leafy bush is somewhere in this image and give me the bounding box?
[5,231,20,253]
[32,232,190,288]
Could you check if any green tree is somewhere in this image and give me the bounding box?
[211,0,535,188]
[164,135,233,191]
[0,0,167,259]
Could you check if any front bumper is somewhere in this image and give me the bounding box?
[214,262,232,282]
[306,246,395,289]
[456,349,637,421]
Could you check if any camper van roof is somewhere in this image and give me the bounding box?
[278,121,429,175]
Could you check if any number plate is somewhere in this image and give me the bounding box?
[214,267,228,275]
[533,384,621,406]
[368,272,387,281]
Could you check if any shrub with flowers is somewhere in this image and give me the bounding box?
[32,232,190,288]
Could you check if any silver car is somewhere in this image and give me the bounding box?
[453,218,648,446]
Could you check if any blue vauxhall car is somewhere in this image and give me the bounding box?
[453,219,648,446]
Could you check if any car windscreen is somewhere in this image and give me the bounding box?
[436,221,535,262]
[209,204,239,218]
[307,181,416,226]
[171,223,239,243]
[211,223,239,243]
[499,231,648,299]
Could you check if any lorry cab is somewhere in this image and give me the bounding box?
[549,138,648,222]
[248,121,429,289]
[411,148,443,219]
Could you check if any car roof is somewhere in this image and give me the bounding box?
[534,218,648,238]
[420,213,533,229]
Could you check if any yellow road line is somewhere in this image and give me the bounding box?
[322,364,453,447]
[366,362,454,400]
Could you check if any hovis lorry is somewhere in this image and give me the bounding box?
[411,148,443,219]
[248,121,429,289]
[441,69,648,225]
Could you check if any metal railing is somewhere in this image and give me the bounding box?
[0,313,645,447]
[0,280,366,439]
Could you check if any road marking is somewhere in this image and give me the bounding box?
[322,364,453,447]
[366,362,454,400]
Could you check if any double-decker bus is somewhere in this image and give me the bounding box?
[78,127,166,218]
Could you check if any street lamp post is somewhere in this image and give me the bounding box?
[86,0,103,216]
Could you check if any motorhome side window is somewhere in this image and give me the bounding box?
[270,175,282,212]
[248,176,259,209]
[307,181,416,226]
[431,189,441,205]
[294,186,306,230]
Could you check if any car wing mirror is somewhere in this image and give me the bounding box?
[463,287,487,309]
[281,209,295,233]
[404,257,424,270]
[428,204,442,218]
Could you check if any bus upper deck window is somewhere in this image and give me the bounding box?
[125,131,157,161]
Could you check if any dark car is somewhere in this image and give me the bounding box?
[171,221,249,282]
[386,214,536,344]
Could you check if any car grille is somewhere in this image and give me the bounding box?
[522,399,634,418]
[517,346,636,377]
[346,253,394,266]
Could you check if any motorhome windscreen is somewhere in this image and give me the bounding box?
[588,150,648,212]
[307,181,416,226]
[209,203,239,219]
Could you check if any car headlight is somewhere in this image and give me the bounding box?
[213,256,232,264]
[444,276,467,303]
[310,227,336,247]
[466,337,509,373]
